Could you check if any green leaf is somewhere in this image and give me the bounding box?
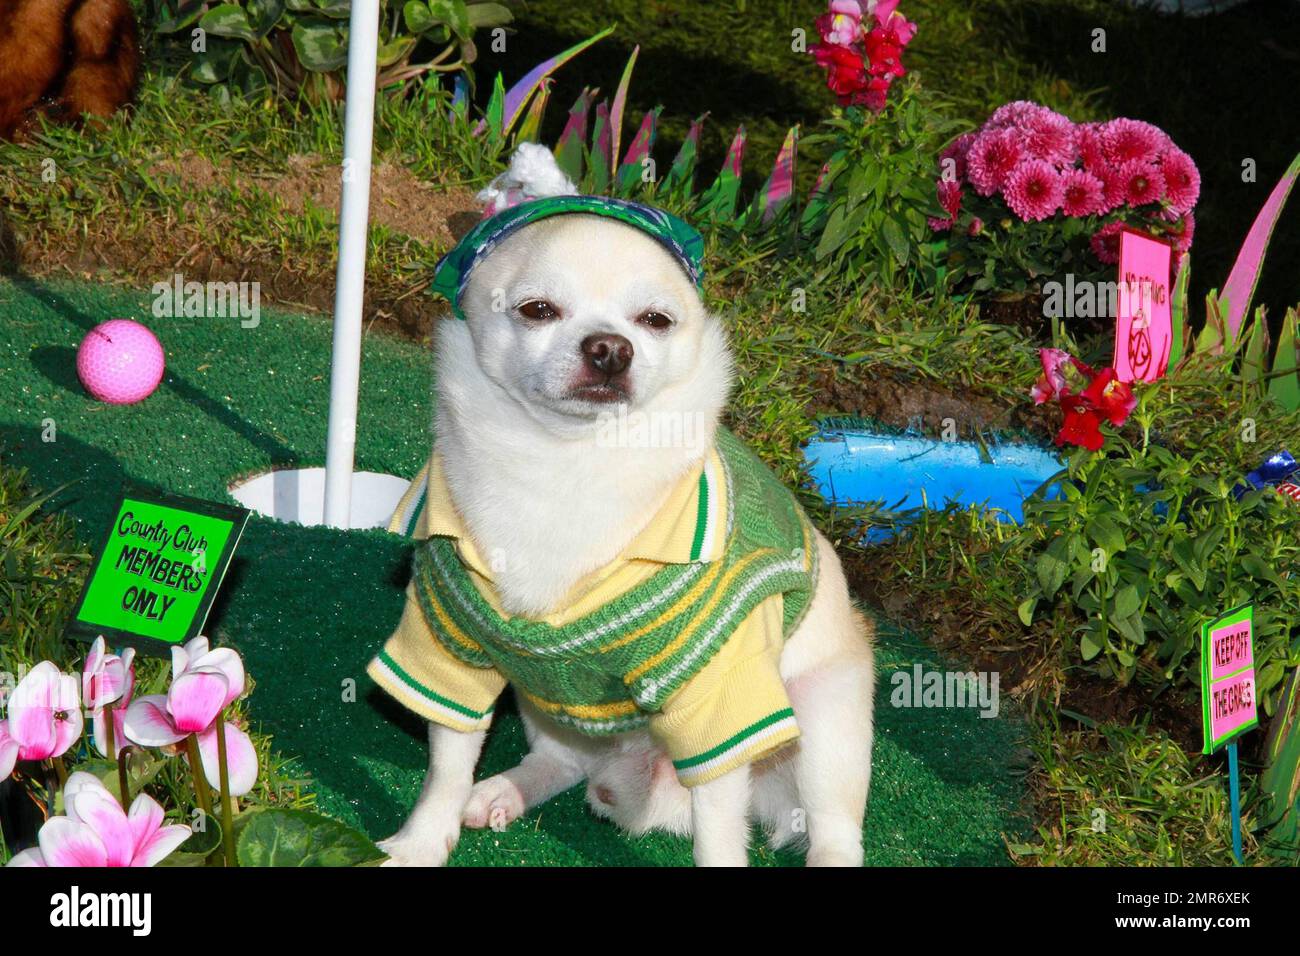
[292,18,349,72]
[1085,515,1127,554]
[880,217,910,265]
[1036,551,1069,599]
[177,811,224,857]
[246,0,286,37]
[236,809,385,867]
[1017,597,1037,626]
[200,3,257,42]
[467,2,513,27]
[428,0,472,37]
[403,0,435,33]
[311,0,353,17]
[1080,630,1103,661]
[1112,584,1140,620]
[1112,612,1146,647]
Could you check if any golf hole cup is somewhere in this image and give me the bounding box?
[77,320,166,404]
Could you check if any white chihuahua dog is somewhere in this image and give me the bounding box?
[373,196,875,867]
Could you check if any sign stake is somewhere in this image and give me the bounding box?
[1228,741,1243,864]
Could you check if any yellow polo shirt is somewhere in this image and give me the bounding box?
[368,449,801,786]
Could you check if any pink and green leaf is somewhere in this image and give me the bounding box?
[586,100,612,192]
[697,125,747,222]
[615,108,660,194]
[554,87,596,183]
[608,45,639,174]
[481,25,614,139]
[1269,307,1300,412]
[663,113,708,196]
[1217,151,1300,342]
[514,77,553,144]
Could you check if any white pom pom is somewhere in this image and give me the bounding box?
[477,143,578,215]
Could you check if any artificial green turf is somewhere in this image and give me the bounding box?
[0,275,1028,865]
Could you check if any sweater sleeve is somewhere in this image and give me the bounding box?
[367,581,505,732]
[648,594,800,787]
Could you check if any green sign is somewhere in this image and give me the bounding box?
[67,488,250,656]
[1200,603,1258,754]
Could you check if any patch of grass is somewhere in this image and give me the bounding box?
[1016,718,1257,866]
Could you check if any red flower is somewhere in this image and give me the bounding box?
[1057,395,1105,451]
[864,26,905,78]
[1081,368,1137,426]
[810,42,869,101]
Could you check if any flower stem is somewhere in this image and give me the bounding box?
[51,756,68,790]
[103,703,116,757]
[116,746,132,810]
[184,734,213,819]
[214,716,238,868]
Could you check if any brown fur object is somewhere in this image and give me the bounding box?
[0,0,140,141]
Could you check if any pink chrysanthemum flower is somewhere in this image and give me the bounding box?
[1101,118,1169,166]
[986,100,1048,129]
[1112,160,1166,207]
[1060,168,1105,217]
[1003,159,1064,221]
[1020,109,1076,167]
[966,127,1024,196]
[1168,210,1195,253]
[939,132,976,183]
[1090,220,1127,264]
[927,179,963,231]
[1159,147,1201,215]
[1076,122,1107,173]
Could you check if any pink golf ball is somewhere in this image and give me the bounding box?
[76,320,166,404]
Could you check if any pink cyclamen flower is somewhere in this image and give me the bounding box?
[1019,109,1076,167]
[0,727,17,780]
[1060,169,1105,217]
[4,662,82,762]
[123,636,258,796]
[5,772,190,868]
[1159,147,1200,215]
[83,636,134,710]
[966,127,1024,196]
[83,637,137,759]
[1090,220,1127,264]
[1101,118,1169,166]
[1003,159,1064,221]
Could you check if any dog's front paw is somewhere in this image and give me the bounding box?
[378,820,462,867]
[462,775,525,832]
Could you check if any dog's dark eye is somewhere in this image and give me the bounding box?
[638,311,673,331]
[517,299,560,321]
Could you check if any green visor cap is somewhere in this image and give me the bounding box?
[431,196,705,320]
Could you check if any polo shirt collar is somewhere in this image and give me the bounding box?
[421,448,728,581]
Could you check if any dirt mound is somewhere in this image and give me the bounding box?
[150,152,481,248]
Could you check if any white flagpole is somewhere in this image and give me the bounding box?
[323,0,381,529]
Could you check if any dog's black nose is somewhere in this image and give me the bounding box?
[581,333,634,376]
